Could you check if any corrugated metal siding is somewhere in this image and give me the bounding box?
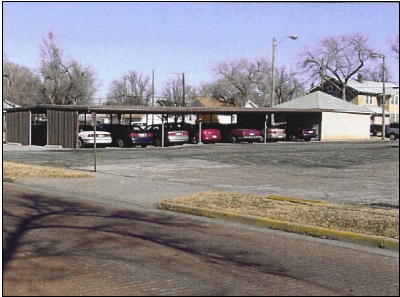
[5,111,31,145]
[47,110,78,148]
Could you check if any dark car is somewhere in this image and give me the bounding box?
[146,123,189,147]
[286,126,318,142]
[370,124,382,136]
[385,122,399,140]
[186,123,222,144]
[97,124,153,147]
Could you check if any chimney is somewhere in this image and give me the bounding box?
[358,74,364,83]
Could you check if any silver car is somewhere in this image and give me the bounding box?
[260,127,286,142]
[146,123,189,147]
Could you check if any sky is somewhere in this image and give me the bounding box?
[2,1,399,104]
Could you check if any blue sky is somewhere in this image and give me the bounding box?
[2,2,399,103]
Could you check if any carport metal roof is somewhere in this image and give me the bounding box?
[4,104,351,115]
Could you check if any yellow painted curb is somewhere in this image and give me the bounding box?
[3,176,17,182]
[267,195,327,204]
[158,202,399,250]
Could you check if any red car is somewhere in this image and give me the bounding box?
[187,124,222,144]
[228,128,262,143]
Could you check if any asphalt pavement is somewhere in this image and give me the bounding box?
[2,141,399,295]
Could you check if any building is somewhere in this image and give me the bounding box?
[308,74,399,124]
[275,91,372,141]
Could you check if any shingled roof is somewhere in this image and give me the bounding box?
[275,91,372,114]
[346,79,399,96]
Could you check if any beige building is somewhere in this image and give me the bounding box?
[309,74,399,124]
[275,91,372,141]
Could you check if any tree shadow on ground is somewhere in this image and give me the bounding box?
[2,185,290,279]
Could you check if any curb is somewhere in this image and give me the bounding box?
[267,195,327,204]
[158,202,399,251]
[3,176,17,182]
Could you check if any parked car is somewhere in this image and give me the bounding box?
[285,126,318,142]
[146,123,189,147]
[78,126,112,148]
[226,127,262,143]
[259,126,286,142]
[370,124,382,136]
[98,124,153,147]
[186,124,222,144]
[385,122,399,140]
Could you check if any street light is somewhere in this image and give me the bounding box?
[371,53,386,140]
[271,35,297,125]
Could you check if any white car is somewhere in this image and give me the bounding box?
[78,130,112,148]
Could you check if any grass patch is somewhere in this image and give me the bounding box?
[3,161,95,180]
[161,190,399,239]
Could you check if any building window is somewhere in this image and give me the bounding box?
[365,95,373,105]
[390,95,399,105]
[390,113,399,123]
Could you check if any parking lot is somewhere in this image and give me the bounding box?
[3,140,399,295]
[3,140,399,208]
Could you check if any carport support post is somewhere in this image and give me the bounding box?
[92,112,97,172]
[161,117,165,147]
[264,115,267,143]
[93,125,97,172]
[198,114,202,145]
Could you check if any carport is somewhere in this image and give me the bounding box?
[4,101,353,148]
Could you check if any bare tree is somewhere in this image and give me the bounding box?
[299,33,375,99]
[359,64,393,83]
[275,66,305,104]
[388,34,399,59]
[161,75,198,106]
[3,56,42,106]
[107,71,152,106]
[106,79,125,105]
[39,31,97,105]
[210,57,303,107]
[211,58,257,107]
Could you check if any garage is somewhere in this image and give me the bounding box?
[275,91,372,141]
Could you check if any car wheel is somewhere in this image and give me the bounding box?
[259,136,264,143]
[390,134,397,140]
[289,135,297,142]
[78,138,85,148]
[191,136,198,144]
[155,138,161,147]
[230,136,238,143]
[118,139,125,148]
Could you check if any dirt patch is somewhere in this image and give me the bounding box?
[3,161,95,180]
[161,190,399,239]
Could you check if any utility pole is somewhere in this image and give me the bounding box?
[372,53,386,140]
[182,72,185,107]
[123,76,127,106]
[381,56,386,140]
[320,58,325,92]
[270,35,297,126]
[152,69,155,124]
